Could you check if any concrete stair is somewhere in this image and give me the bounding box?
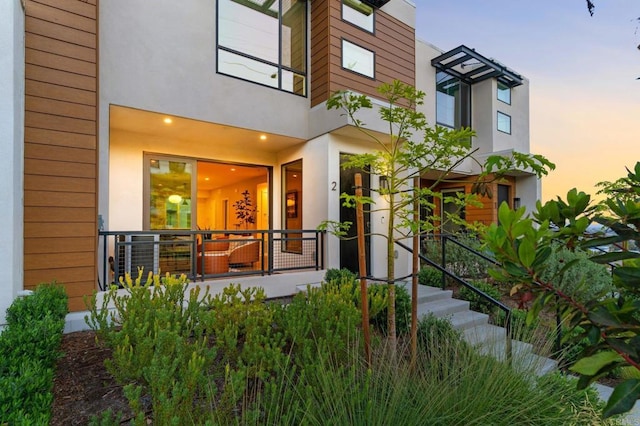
[404,283,558,376]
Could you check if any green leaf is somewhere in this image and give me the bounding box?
[603,379,640,418]
[518,238,536,268]
[570,350,622,376]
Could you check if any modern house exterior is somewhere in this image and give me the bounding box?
[0,0,541,324]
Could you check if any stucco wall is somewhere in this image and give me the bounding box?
[0,0,25,326]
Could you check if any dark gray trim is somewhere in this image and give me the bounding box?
[341,38,376,80]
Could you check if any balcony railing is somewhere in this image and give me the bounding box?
[97,229,325,291]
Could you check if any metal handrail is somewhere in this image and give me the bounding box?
[395,238,513,362]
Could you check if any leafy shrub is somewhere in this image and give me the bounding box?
[418,267,442,287]
[87,272,215,424]
[458,280,502,315]
[422,233,492,279]
[0,283,68,425]
[324,267,357,283]
[371,284,411,336]
[538,245,614,304]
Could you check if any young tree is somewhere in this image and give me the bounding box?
[483,162,640,418]
[322,80,553,350]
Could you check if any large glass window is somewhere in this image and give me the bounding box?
[342,0,374,32]
[497,81,511,104]
[217,0,307,95]
[145,157,195,230]
[497,111,511,134]
[436,71,470,129]
[342,39,375,78]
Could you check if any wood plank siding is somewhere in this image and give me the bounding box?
[425,176,517,227]
[311,0,415,107]
[24,0,98,312]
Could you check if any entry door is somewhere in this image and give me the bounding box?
[339,156,371,276]
[497,184,510,225]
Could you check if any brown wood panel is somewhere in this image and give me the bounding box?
[25,16,96,48]
[25,251,95,270]
[26,79,96,106]
[25,266,95,286]
[24,158,96,178]
[67,296,93,312]
[25,222,96,238]
[61,282,98,299]
[26,64,95,92]
[24,236,94,254]
[310,0,330,106]
[25,206,96,223]
[26,2,96,33]
[26,33,95,63]
[26,111,96,135]
[26,95,96,120]
[25,174,96,193]
[26,48,96,77]
[25,190,96,208]
[31,0,96,19]
[25,142,96,163]
[25,127,96,150]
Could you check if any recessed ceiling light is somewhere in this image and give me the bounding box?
[293,174,298,178]
[231,168,236,172]
[163,117,173,124]
[260,134,267,140]
[204,177,210,181]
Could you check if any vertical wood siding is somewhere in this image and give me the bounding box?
[24,0,98,312]
[311,0,415,107]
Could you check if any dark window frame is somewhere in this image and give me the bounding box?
[341,38,376,80]
[497,81,511,105]
[497,111,512,134]
[341,0,375,34]
[216,0,308,97]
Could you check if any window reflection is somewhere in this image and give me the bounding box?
[343,0,374,32]
[217,0,306,95]
[436,71,470,129]
[497,81,511,104]
[342,39,375,78]
[497,111,511,134]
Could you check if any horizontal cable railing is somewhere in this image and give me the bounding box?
[98,229,325,290]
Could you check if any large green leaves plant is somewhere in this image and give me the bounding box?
[483,162,640,418]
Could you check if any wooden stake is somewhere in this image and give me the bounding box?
[355,173,371,365]
[411,176,420,367]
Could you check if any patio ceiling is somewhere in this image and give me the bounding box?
[431,45,523,88]
[109,105,304,155]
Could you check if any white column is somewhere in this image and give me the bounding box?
[0,0,25,326]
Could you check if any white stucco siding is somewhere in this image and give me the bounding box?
[99,0,309,138]
[0,0,25,326]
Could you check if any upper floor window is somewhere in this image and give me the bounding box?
[342,0,374,32]
[436,71,470,129]
[217,0,307,96]
[342,39,375,78]
[497,81,511,104]
[497,111,511,134]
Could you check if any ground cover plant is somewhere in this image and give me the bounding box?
[80,269,625,425]
[0,283,68,424]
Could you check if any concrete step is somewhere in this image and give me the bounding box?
[413,285,454,304]
[417,298,470,319]
[448,310,490,330]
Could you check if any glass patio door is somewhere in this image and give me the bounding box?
[144,155,196,230]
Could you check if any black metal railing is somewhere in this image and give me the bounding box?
[98,229,325,291]
[396,235,514,361]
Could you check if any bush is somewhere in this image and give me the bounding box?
[422,233,492,279]
[0,283,68,425]
[324,267,357,283]
[418,267,442,287]
[458,280,502,316]
[370,284,411,336]
[538,245,614,304]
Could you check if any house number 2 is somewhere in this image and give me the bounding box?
[331,181,337,191]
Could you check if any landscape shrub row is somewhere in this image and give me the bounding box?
[0,283,68,425]
[85,270,620,424]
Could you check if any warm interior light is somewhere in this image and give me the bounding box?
[168,194,182,204]
[204,177,210,181]
[286,199,295,207]
[230,168,236,172]
[163,117,173,124]
[260,134,267,140]
[292,174,298,178]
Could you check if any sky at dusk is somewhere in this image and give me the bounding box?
[415,0,640,202]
